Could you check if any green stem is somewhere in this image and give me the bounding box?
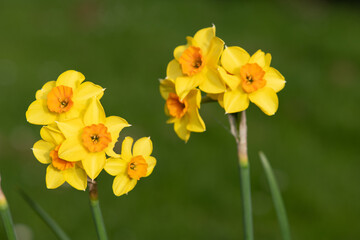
[228,112,254,240]
[88,179,108,240]
[259,152,291,240]
[0,176,17,240]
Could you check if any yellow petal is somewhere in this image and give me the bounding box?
[145,156,156,177]
[198,67,226,94]
[174,45,188,60]
[175,75,203,101]
[264,53,272,71]
[205,36,224,67]
[159,79,175,100]
[185,90,205,132]
[174,116,190,142]
[105,116,130,157]
[249,49,266,68]
[133,137,153,157]
[224,88,249,114]
[35,81,56,100]
[58,137,88,162]
[46,165,65,189]
[104,157,128,176]
[63,166,87,190]
[56,70,85,89]
[264,67,285,93]
[84,98,106,126]
[221,47,250,74]
[248,87,278,116]
[33,140,55,164]
[186,107,206,132]
[193,26,215,54]
[218,66,241,90]
[121,137,133,160]
[166,59,183,80]
[82,152,106,179]
[26,99,57,125]
[112,173,137,197]
[58,105,81,122]
[74,82,104,102]
[56,118,84,139]
[40,126,65,146]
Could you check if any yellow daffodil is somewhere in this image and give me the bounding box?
[104,137,156,197]
[56,97,130,180]
[167,26,226,100]
[26,70,104,125]
[32,125,87,190]
[219,47,285,115]
[160,78,205,142]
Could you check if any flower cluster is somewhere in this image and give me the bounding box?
[27,70,156,196]
[160,26,285,141]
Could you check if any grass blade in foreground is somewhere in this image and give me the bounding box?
[0,176,17,240]
[19,190,70,240]
[259,151,291,240]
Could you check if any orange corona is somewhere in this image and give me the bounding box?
[166,93,188,119]
[179,46,205,76]
[81,124,112,152]
[50,145,75,171]
[127,156,148,180]
[240,63,266,93]
[47,85,74,113]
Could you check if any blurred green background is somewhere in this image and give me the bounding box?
[1,0,359,239]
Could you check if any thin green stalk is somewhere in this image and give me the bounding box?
[88,179,108,240]
[259,152,291,240]
[228,112,254,240]
[20,190,70,240]
[0,176,17,240]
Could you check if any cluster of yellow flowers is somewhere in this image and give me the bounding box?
[160,26,286,141]
[26,70,156,196]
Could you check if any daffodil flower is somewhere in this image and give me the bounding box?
[56,98,130,180]
[26,70,104,125]
[167,26,226,100]
[219,47,286,115]
[104,137,156,197]
[160,78,205,142]
[32,125,87,190]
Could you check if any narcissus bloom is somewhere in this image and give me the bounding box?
[32,125,87,190]
[160,78,205,142]
[219,47,285,115]
[56,97,130,179]
[26,70,104,125]
[167,26,226,100]
[104,137,156,197]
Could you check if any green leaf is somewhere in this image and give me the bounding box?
[0,176,17,240]
[259,151,291,240]
[19,190,70,240]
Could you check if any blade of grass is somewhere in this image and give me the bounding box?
[19,190,70,240]
[0,176,17,240]
[259,151,291,240]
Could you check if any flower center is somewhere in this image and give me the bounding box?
[47,85,74,113]
[81,124,112,152]
[240,63,266,93]
[166,92,188,119]
[50,145,75,171]
[127,155,148,180]
[179,46,204,76]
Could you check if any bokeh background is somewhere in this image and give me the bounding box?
[1,0,359,239]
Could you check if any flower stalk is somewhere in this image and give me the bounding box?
[88,178,108,240]
[0,176,17,240]
[228,111,254,240]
